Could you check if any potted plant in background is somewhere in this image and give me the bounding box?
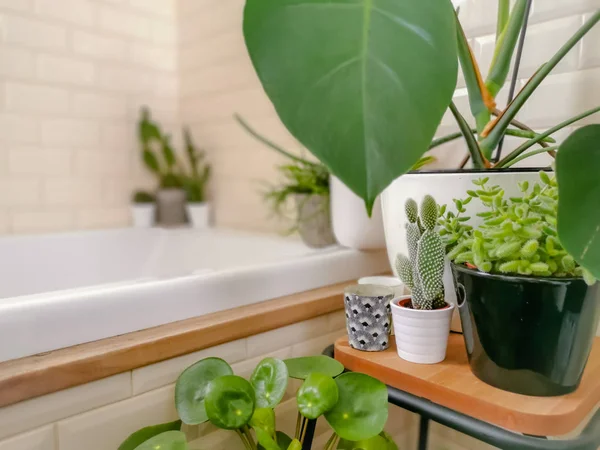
[130,190,156,228]
[235,115,336,248]
[139,108,187,226]
[438,171,600,396]
[391,196,455,364]
[118,354,398,450]
[182,128,212,228]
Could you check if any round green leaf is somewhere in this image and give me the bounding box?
[250,408,276,437]
[557,125,600,279]
[243,0,458,210]
[337,431,398,450]
[119,420,181,450]
[284,356,344,380]
[287,439,302,450]
[250,357,289,408]
[255,427,280,450]
[204,375,255,430]
[325,373,388,441]
[297,373,339,419]
[133,431,188,450]
[175,357,233,425]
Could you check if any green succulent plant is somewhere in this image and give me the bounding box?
[182,127,211,203]
[439,172,596,285]
[119,354,396,450]
[395,195,446,310]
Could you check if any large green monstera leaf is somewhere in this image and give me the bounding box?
[244,0,458,211]
[557,125,600,280]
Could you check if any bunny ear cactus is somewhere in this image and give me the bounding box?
[395,196,446,310]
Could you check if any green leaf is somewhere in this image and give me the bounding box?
[337,431,398,450]
[204,375,255,430]
[496,0,510,41]
[161,135,176,169]
[143,149,161,174]
[175,357,233,425]
[297,373,339,419]
[284,356,344,380]
[255,427,280,450]
[485,0,528,97]
[132,431,188,450]
[257,432,293,450]
[556,125,600,280]
[480,11,600,153]
[243,0,458,211]
[448,102,486,167]
[324,373,388,441]
[455,14,492,133]
[250,358,289,409]
[119,421,182,450]
[250,408,276,437]
[287,439,302,450]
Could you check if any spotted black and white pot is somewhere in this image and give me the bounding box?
[343,284,394,352]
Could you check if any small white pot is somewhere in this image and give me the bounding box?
[131,204,155,228]
[330,176,385,250]
[390,295,455,364]
[186,202,210,228]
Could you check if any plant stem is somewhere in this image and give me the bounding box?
[234,113,319,167]
[495,106,600,167]
[480,11,600,151]
[501,146,558,168]
[449,102,487,168]
[295,412,302,440]
[236,429,253,450]
[243,426,258,450]
[299,417,308,444]
[323,432,339,450]
[429,128,554,152]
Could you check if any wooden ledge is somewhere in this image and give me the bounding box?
[0,280,353,408]
[335,335,600,436]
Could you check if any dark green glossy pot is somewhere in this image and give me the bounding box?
[451,263,600,396]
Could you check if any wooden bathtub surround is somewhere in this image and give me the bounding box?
[334,335,600,437]
[0,280,356,408]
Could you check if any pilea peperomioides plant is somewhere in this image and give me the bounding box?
[395,195,446,310]
[118,355,397,450]
[439,172,595,284]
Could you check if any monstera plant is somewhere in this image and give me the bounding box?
[243,0,600,279]
[118,355,397,450]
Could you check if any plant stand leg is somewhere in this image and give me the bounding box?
[302,418,317,450]
[418,416,430,450]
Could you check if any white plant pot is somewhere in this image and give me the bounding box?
[330,176,386,250]
[186,203,210,229]
[391,295,454,364]
[381,169,547,331]
[358,276,405,298]
[131,204,155,228]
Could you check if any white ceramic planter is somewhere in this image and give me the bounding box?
[391,295,454,364]
[330,176,386,250]
[131,204,155,228]
[186,202,210,228]
[381,169,547,331]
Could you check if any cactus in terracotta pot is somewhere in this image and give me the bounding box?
[395,195,445,310]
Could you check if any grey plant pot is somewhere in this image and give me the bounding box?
[294,194,336,248]
[156,189,187,226]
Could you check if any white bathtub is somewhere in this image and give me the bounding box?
[0,228,389,362]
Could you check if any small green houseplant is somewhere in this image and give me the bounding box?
[118,354,397,450]
[236,115,335,248]
[182,128,212,228]
[439,172,600,396]
[130,190,156,228]
[391,196,455,364]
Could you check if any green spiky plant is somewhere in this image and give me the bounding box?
[182,127,211,203]
[132,190,155,204]
[395,195,446,310]
[439,172,596,285]
[118,354,398,450]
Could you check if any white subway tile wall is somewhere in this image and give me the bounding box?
[0,0,178,234]
[0,311,348,450]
